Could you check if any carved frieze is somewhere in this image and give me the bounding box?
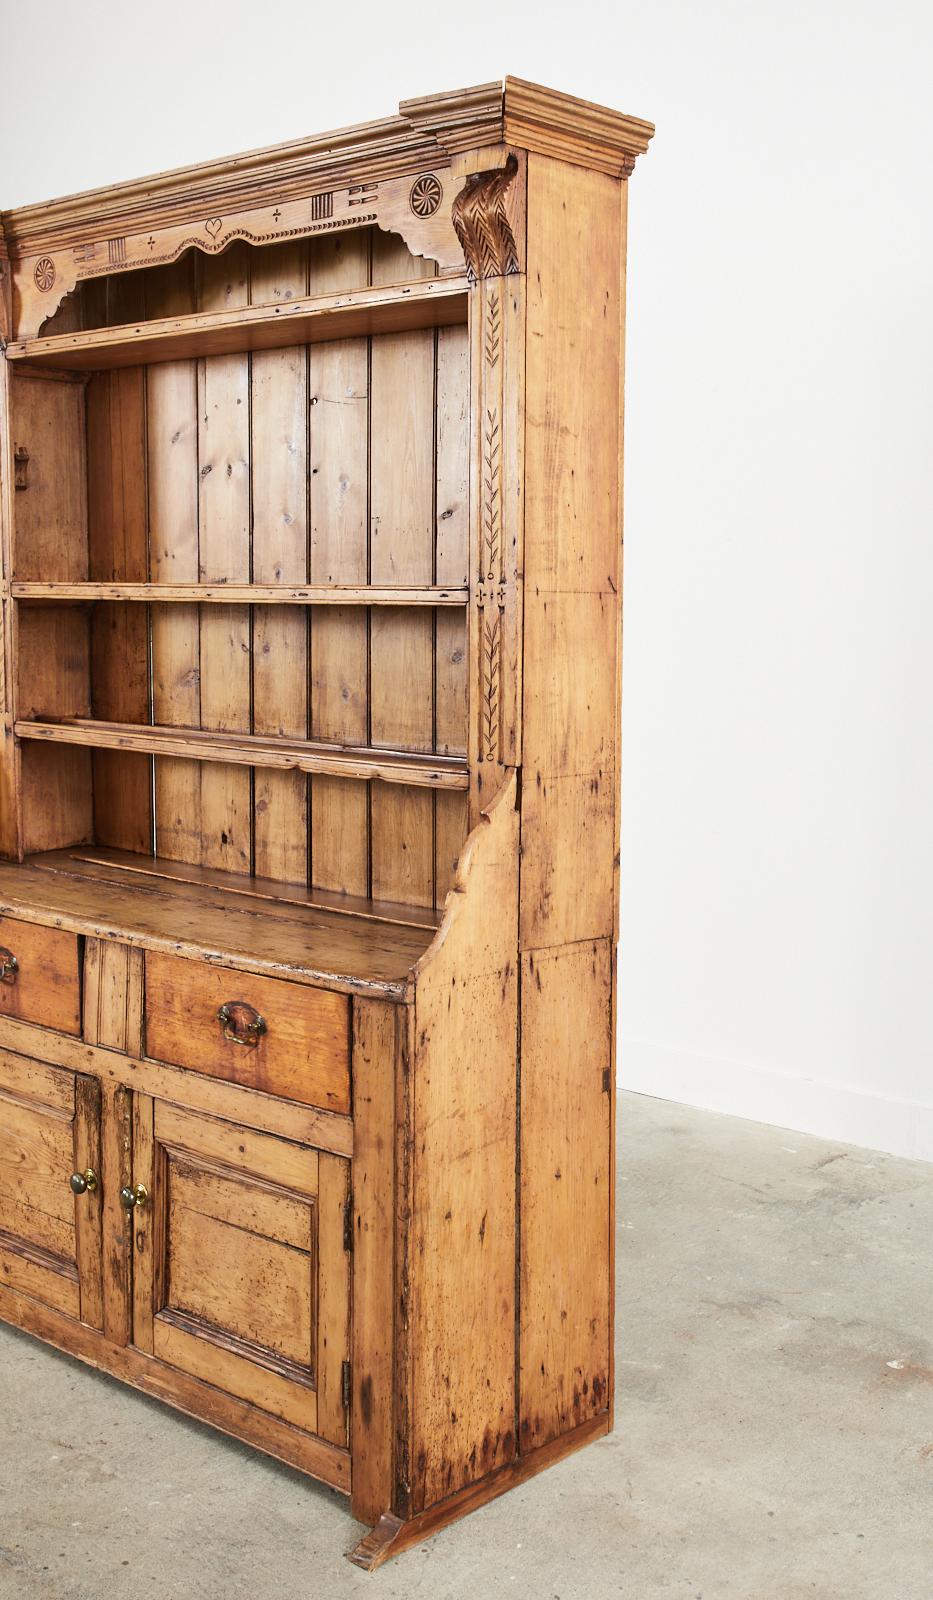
[10,170,466,339]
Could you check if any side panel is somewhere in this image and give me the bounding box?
[518,154,625,1448]
[407,775,518,1513]
[520,154,623,953]
[519,941,612,1446]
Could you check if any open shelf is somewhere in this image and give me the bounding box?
[12,582,468,605]
[15,717,469,791]
[0,846,438,997]
[8,276,469,370]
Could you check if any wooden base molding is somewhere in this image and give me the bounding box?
[348,1415,610,1570]
[0,1286,350,1491]
[0,75,651,1569]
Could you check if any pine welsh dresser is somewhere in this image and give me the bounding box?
[0,78,653,1566]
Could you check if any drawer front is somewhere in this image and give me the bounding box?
[144,952,350,1114]
[0,916,81,1036]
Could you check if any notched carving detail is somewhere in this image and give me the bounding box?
[452,155,519,282]
[482,405,501,577]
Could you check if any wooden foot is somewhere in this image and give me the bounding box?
[346,1514,405,1571]
[347,1413,609,1569]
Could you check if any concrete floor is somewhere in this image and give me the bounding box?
[1,1092,932,1599]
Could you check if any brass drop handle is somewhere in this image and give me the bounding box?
[0,947,19,985]
[119,1183,149,1210]
[217,1000,267,1049]
[70,1169,98,1196]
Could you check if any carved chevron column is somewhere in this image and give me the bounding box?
[457,154,526,819]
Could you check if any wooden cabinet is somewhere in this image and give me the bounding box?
[0,76,652,1566]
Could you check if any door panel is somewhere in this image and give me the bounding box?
[0,1049,102,1324]
[132,1098,350,1442]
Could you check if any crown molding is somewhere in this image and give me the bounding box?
[1,79,653,260]
[503,77,655,177]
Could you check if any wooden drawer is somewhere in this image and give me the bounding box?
[0,916,81,1035]
[144,952,350,1114]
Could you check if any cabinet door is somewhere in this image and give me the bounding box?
[0,1051,103,1325]
[131,1099,351,1444]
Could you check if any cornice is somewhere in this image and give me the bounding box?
[1,78,653,260]
[503,77,655,178]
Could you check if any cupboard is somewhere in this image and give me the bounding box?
[0,76,652,1565]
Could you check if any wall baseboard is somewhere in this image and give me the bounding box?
[621,1040,933,1164]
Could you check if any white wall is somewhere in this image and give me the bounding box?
[2,1,930,1160]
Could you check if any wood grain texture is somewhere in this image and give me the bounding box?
[349,1413,609,1570]
[197,245,251,876]
[350,998,398,1525]
[83,939,139,1345]
[406,775,518,1512]
[0,1012,352,1159]
[250,243,309,885]
[370,234,436,909]
[144,950,350,1114]
[0,1085,77,1292]
[10,279,468,370]
[14,584,467,604]
[73,1072,104,1328]
[308,230,371,900]
[154,1100,319,1198]
[16,718,469,790]
[0,350,21,860]
[0,854,431,997]
[147,257,202,866]
[519,154,623,951]
[317,1151,351,1446]
[0,915,80,1034]
[519,939,612,1448]
[10,373,87,581]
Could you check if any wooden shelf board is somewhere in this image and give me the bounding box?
[12,582,468,606]
[7,277,470,371]
[0,847,436,997]
[50,844,441,931]
[15,717,469,791]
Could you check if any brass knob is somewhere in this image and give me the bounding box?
[70,1168,98,1196]
[217,1000,267,1049]
[119,1183,149,1210]
[0,947,19,985]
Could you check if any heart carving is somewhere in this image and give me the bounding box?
[205,217,223,239]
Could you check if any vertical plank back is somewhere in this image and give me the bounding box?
[250,241,310,884]
[86,281,152,852]
[307,230,371,898]
[369,236,436,907]
[146,256,201,864]
[197,244,252,874]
